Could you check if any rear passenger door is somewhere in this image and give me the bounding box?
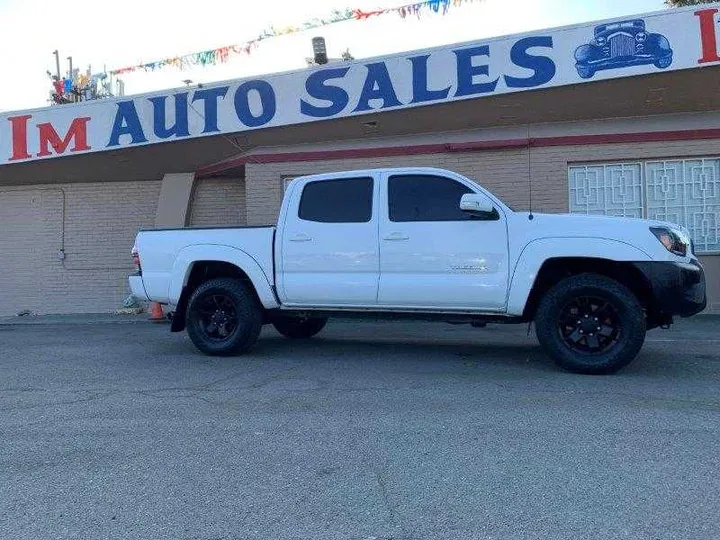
[278,175,380,307]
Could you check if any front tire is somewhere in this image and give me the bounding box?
[186,278,262,356]
[271,316,328,339]
[534,274,646,375]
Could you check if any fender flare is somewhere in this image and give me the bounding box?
[505,237,653,316]
[168,244,280,309]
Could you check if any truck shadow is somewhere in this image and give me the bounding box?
[239,336,720,386]
[158,323,720,380]
[249,334,563,375]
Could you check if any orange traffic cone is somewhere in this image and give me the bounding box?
[149,302,165,322]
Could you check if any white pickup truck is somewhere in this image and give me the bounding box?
[129,167,706,374]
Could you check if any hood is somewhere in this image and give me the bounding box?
[514,212,681,233]
[507,211,692,261]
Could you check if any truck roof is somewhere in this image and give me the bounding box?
[290,166,458,183]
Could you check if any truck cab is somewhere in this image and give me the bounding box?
[277,168,510,311]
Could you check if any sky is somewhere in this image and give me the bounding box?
[0,0,669,113]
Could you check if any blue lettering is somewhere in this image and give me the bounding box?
[192,86,229,133]
[234,80,276,127]
[301,67,351,118]
[107,100,148,147]
[453,46,499,97]
[353,62,402,112]
[409,54,450,104]
[505,36,556,88]
[148,93,190,139]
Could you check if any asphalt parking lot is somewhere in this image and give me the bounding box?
[1,316,719,540]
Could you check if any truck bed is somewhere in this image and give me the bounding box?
[135,226,276,304]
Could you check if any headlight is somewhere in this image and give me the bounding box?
[650,227,688,257]
[635,32,647,42]
[596,36,607,46]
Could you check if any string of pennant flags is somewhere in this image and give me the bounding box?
[109,0,484,76]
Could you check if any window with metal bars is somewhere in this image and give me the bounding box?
[568,158,720,254]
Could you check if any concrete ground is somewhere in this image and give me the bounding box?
[1,315,719,540]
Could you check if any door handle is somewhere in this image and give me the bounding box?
[383,232,409,241]
[289,233,312,242]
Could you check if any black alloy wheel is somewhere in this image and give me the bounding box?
[185,278,262,356]
[535,273,646,375]
[557,295,621,355]
[191,293,240,342]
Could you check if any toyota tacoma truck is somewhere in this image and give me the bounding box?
[129,167,706,374]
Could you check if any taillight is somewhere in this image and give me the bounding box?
[131,246,141,272]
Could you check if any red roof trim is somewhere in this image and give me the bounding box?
[197,128,720,177]
[534,128,720,147]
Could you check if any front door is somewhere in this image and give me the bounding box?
[279,175,379,307]
[377,172,509,311]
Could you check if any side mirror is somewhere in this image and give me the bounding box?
[460,193,496,216]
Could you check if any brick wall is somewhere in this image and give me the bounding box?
[0,177,249,317]
[188,178,246,227]
[0,181,160,316]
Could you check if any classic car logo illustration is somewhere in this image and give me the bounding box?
[574,19,673,79]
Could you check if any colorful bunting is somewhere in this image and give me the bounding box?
[108,0,484,75]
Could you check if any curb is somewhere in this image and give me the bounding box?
[0,313,156,326]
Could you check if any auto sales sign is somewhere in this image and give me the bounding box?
[2,3,720,165]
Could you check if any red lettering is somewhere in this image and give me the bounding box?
[37,117,91,157]
[8,114,32,161]
[696,8,720,64]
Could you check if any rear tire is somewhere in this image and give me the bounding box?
[186,278,262,356]
[534,273,646,375]
[271,316,328,339]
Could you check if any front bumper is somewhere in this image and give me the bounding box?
[129,274,150,302]
[580,52,670,70]
[633,260,707,319]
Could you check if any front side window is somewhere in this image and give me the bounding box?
[388,174,475,222]
[298,177,373,223]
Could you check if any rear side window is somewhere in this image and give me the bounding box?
[389,174,474,222]
[299,177,373,223]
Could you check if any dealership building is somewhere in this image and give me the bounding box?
[1,3,719,316]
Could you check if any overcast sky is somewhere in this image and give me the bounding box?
[0,0,668,112]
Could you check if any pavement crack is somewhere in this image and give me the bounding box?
[0,390,116,412]
[375,465,398,530]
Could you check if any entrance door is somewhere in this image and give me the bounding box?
[279,175,380,306]
[377,172,509,311]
